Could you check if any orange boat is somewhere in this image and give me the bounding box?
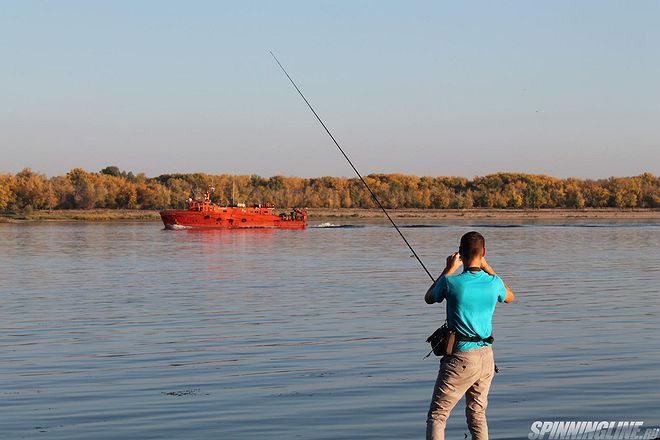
[160,187,307,229]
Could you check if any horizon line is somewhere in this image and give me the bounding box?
[2,167,657,181]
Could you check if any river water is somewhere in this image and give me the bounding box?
[1,219,659,439]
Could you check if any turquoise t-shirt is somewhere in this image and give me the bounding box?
[432,270,507,351]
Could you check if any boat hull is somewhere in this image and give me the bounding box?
[160,207,307,229]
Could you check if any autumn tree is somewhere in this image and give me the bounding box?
[12,168,52,211]
[0,174,15,211]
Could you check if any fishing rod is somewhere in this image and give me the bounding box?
[270,51,435,282]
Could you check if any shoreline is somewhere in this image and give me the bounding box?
[0,210,161,223]
[308,208,660,220]
[1,208,658,223]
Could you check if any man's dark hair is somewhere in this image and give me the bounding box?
[459,231,485,261]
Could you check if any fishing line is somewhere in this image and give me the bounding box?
[270,51,435,281]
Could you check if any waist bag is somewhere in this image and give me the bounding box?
[424,323,494,358]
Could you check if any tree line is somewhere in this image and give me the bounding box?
[0,166,657,212]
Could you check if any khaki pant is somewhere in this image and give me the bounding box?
[426,345,495,440]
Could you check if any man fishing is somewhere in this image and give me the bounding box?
[271,55,515,439]
[424,231,515,440]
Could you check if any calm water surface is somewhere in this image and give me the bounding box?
[1,219,659,439]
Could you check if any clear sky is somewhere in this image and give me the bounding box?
[1,0,658,179]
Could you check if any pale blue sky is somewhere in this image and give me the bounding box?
[1,1,658,178]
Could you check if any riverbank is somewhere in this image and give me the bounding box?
[1,208,658,223]
[0,210,160,222]
[308,208,660,220]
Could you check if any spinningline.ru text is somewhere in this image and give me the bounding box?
[528,421,659,440]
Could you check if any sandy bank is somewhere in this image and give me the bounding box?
[1,208,658,223]
[308,208,659,220]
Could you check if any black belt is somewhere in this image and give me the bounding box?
[456,334,494,344]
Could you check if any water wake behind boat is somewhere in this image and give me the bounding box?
[314,223,363,228]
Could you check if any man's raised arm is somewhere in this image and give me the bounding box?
[425,252,462,304]
[481,259,515,303]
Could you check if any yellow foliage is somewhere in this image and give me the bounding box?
[0,168,657,212]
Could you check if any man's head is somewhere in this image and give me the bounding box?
[459,231,486,264]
